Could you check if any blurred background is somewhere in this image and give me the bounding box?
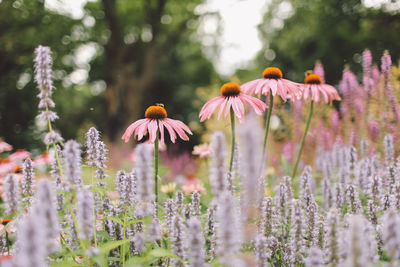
[1,0,400,154]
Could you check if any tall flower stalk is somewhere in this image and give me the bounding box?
[34,45,64,179]
[241,67,302,163]
[292,72,341,177]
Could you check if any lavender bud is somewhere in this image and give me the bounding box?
[333,183,344,210]
[135,144,154,204]
[384,134,395,166]
[22,158,34,202]
[381,51,392,77]
[322,178,333,209]
[133,232,146,254]
[147,218,161,243]
[85,127,100,166]
[77,188,94,241]
[306,202,319,248]
[4,174,19,214]
[63,140,82,186]
[37,110,58,122]
[216,192,240,266]
[14,214,46,267]
[191,191,201,217]
[346,184,362,214]
[32,179,60,254]
[381,209,400,260]
[210,131,227,195]
[260,196,276,237]
[175,190,184,212]
[165,199,176,234]
[254,234,270,267]
[305,247,324,267]
[44,131,63,145]
[171,215,185,266]
[34,45,53,97]
[186,217,206,267]
[300,166,314,208]
[65,211,79,249]
[324,209,340,265]
[290,199,305,262]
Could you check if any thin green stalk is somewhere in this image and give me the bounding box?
[229,108,236,172]
[292,100,314,178]
[154,127,160,215]
[91,167,97,248]
[121,210,127,267]
[45,106,64,179]
[262,92,274,162]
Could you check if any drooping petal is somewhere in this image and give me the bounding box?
[160,120,177,143]
[121,119,148,142]
[224,97,234,118]
[166,119,189,141]
[217,98,228,120]
[199,97,225,122]
[240,94,268,115]
[241,79,262,94]
[147,120,159,143]
[231,97,245,121]
[136,119,151,141]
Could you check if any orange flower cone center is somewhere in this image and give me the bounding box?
[221,82,241,97]
[305,73,322,84]
[263,67,283,79]
[145,105,167,119]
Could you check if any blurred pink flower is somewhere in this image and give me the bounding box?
[8,149,30,162]
[122,105,192,145]
[302,74,341,103]
[182,177,206,195]
[313,62,325,84]
[162,152,197,182]
[241,67,303,101]
[368,120,380,142]
[0,141,12,153]
[192,144,211,158]
[199,82,267,122]
[33,152,52,167]
[282,141,293,163]
[107,191,119,200]
[0,160,18,176]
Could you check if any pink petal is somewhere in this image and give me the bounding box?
[166,119,190,141]
[217,98,228,120]
[240,94,268,115]
[160,120,176,143]
[121,119,148,142]
[147,120,159,143]
[136,119,151,141]
[241,79,262,94]
[199,97,225,122]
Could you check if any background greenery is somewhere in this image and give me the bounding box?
[1,0,399,152]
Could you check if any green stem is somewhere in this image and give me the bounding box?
[229,108,235,172]
[121,210,127,267]
[262,93,274,163]
[292,100,314,178]
[45,106,64,179]
[154,127,160,215]
[91,167,97,248]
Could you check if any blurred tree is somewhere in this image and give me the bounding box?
[0,0,218,149]
[247,0,400,84]
[0,0,82,150]
[84,0,217,142]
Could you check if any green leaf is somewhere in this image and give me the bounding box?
[149,248,182,261]
[125,256,146,266]
[50,260,81,267]
[98,239,130,254]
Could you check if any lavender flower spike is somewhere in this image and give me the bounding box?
[77,188,94,241]
[4,174,19,214]
[64,140,82,186]
[210,131,227,195]
[22,158,34,203]
[85,127,100,166]
[186,217,206,267]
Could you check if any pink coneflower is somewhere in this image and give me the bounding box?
[241,67,302,164]
[8,149,30,162]
[182,176,206,195]
[122,104,192,214]
[302,73,341,103]
[241,67,302,101]
[122,104,192,145]
[192,144,211,158]
[0,141,12,153]
[302,74,341,104]
[33,152,52,167]
[199,82,267,171]
[199,82,267,122]
[292,73,341,178]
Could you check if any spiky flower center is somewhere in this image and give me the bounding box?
[1,219,11,225]
[221,82,241,97]
[145,105,167,119]
[305,73,322,84]
[263,67,283,79]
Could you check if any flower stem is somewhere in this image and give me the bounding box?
[154,127,160,215]
[229,108,235,172]
[262,93,274,164]
[292,100,314,178]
